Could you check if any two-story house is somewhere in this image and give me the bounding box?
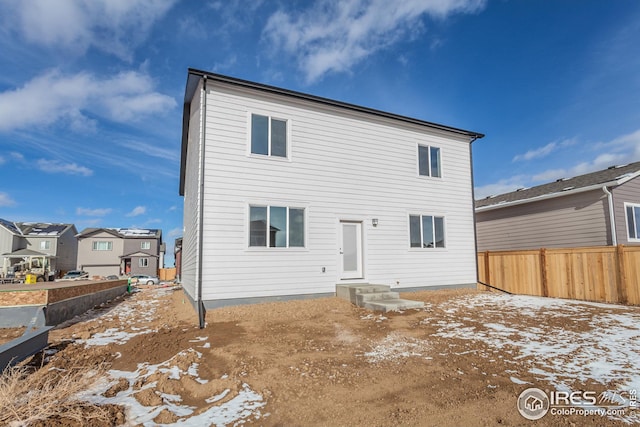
[179,70,483,316]
[18,222,78,275]
[76,228,163,277]
[2,219,78,280]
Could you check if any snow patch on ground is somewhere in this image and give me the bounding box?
[363,332,430,363]
[429,292,640,424]
[80,348,267,426]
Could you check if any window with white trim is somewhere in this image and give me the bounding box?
[409,214,445,248]
[139,258,149,267]
[625,203,640,240]
[141,241,150,250]
[418,145,441,177]
[249,205,304,248]
[251,113,288,158]
[92,241,112,251]
[40,241,50,250]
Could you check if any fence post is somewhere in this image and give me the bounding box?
[616,245,628,304]
[484,251,491,291]
[540,248,549,297]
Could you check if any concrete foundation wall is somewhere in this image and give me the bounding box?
[44,285,128,326]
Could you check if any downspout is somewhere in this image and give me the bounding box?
[602,185,617,246]
[468,135,481,284]
[196,76,207,329]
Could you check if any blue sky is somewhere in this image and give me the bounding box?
[1,0,639,266]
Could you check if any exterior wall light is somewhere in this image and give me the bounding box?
[372,218,379,227]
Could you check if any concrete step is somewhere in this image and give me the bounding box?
[356,291,400,305]
[336,284,390,304]
[363,299,425,312]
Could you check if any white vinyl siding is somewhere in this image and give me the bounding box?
[181,79,204,300]
[187,81,477,302]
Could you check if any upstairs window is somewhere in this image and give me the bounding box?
[409,214,445,248]
[249,205,305,248]
[141,241,151,250]
[626,203,640,240]
[251,114,287,158]
[418,145,441,178]
[92,241,112,251]
[40,241,50,250]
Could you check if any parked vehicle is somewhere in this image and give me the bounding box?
[105,275,120,280]
[59,270,89,281]
[130,274,159,285]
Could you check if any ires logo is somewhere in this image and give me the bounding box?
[518,387,637,420]
[550,390,597,406]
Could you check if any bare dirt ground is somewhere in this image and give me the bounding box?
[2,285,639,426]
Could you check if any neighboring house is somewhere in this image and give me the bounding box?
[18,222,78,275]
[475,162,640,251]
[179,69,484,313]
[76,228,164,277]
[174,237,182,282]
[1,220,78,279]
[0,218,25,257]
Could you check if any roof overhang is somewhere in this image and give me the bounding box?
[475,175,637,213]
[2,249,56,258]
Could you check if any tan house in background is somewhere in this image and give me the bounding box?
[1,220,78,280]
[19,222,78,275]
[76,228,164,277]
[475,162,640,251]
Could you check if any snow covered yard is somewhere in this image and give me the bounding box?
[8,286,639,426]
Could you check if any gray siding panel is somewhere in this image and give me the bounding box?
[77,232,124,276]
[612,176,640,245]
[476,190,610,251]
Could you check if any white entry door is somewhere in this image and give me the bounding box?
[340,221,363,280]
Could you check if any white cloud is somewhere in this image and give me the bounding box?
[476,129,640,199]
[0,69,176,132]
[168,227,182,238]
[513,142,557,162]
[0,192,17,207]
[122,140,179,162]
[37,159,93,176]
[474,176,527,199]
[10,152,25,162]
[2,0,177,60]
[77,207,112,216]
[126,206,147,217]
[512,138,577,162]
[263,0,486,83]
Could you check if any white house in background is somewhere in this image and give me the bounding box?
[179,69,484,318]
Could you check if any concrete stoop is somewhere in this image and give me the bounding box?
[336,284,425,312]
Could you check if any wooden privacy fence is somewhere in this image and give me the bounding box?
[478,245,640,306]
[159,268,176,281]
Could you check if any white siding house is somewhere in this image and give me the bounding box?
[179,70,484,319]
